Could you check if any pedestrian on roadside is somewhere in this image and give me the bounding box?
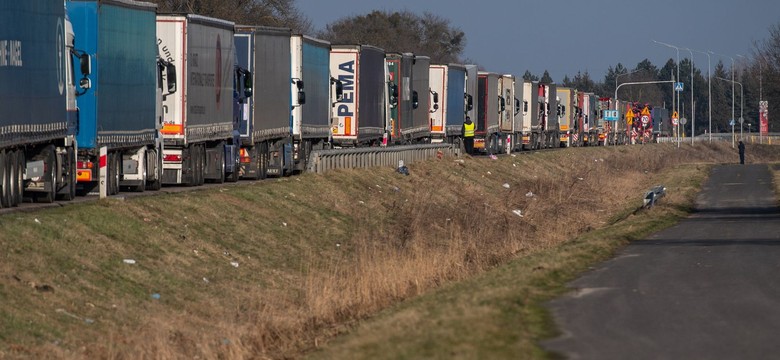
[462,116,475,155]
[738,140,745,164]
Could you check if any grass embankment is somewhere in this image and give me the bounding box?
[0,142,777,359]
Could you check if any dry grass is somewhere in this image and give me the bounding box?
[0,142,777,359]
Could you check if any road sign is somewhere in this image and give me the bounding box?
[674,82,684,92]
[680,117,687,125]
[739,117,744,124]
[729,119,736,127]
[603,109,619,121]
[671,111,679,126]
[641,115,649,126]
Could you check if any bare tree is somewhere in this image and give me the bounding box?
[318,10,466,64]
[149,0,312,34]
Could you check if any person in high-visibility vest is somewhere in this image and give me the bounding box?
[462,116,475,155]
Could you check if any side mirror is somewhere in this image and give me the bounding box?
[298,90,306,105]
[244,72,253,98]
[389,84,398,107]
[514,98,521,116]
[412,91,419,109]
[466,94,473,111]
[79,53,91,76]
[331,78,344,104]
[523,100,528,113]
[79,77,91,90]
[166,63,177,94]
[432,91,439,105]
[296,80,304,90]
[499,96,505,112]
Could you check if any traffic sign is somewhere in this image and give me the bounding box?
[680,117,687,125]
[674,82,684,92]
[641,115,649,125]
[739,117,744,124]
[603,109,619,121]
[671,111,679,126]
[672,118,679,126]
[729,119,736,127]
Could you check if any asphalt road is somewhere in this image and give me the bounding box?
[543,164,780,359]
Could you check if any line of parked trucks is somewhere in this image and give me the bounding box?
[0,0,665,208]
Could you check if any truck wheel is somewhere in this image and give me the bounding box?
[13,150,24,206]
[0,151,8,208]
[146,149,162,191]
[37,147,57,203]
[258,142,268,180]
[57,146,76,201]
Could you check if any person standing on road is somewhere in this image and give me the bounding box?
[462,116,475,155]
[738,140,746,164]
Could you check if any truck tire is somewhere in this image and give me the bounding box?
[37,147,57,203]
[146,149,162,191]
[12,150,24,206]
[258,142,268,180]
[57,146,76,201]
[0,151,8,208]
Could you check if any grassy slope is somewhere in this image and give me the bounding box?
[0,142,777,359]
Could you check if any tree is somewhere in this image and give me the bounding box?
[318,10,466,64]
[147,0,312,34]
[522,70,539,82]
[540,70,553,84]
[752,22,780,132]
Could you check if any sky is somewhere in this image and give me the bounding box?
[295,0,780,83]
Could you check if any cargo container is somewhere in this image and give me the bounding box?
[652,107,671,139]
[428,63,466,143]
[582,92,598,146]
[557,86,574,147]
[385,52,414,145]
[290,34,333,172]
[464,65,478,125]
[499,74,518,152]
[521,80,538,149]
[476,72,501,153]
[330,45,386,146]
[512,78,525,151]
[541,83,559,148]
[233,26,291,178]
[408,55,432,142]
[157,13,237,185]
[70,0,169,194]
[0,0,91,206]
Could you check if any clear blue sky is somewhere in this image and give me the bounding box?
[296,0,780,83]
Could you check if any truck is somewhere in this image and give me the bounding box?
[464,65,478,127]
[0,0,91,206]
[385,52,414,145]
[512,78,526,151]
[556,86,573,147]
[409,55,432,143]
[70,0,171,195]
[499,74,518,153]
[581,92,598,146]
[429,63,467,144]
[476,72,501,153]
[330,45,386,147]
[157,13,238,185]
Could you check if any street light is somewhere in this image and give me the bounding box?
[615,69,642,92]
[715,76,743,147]
[653,40,680,129]
[688,48,712,142]
[713,52,736,142]
[684,47,694,144]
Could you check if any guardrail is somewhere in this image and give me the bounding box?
[307,143,459,174]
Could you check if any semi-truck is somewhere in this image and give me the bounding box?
[557,86,573,147]
[290,34,334,172]
[429,63,467,144]
[70,0,170,195]
[0,0,91,206]
[385,52,414,145]
[330,45,386,147]
[499,74,518,153]
[409,55,432,143]
[476,72,501,153]
[157,13,238,185]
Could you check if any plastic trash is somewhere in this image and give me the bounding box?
[502,183,510,189]
[230,261,239,268]
[512,210,523,217]
[489,154,498,160]
[123,259,136,265]
[525,191,534,197]
[396,165,409,176]
[151,293,161,300]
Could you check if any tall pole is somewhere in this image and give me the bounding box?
[715,76,741,147]
[654,40,681,136]
[714,52,736,146]
[690,48,712,142]
[684,48,694,144]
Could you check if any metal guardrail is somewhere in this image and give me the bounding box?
[307,143,458,174]
[655,133,780,144]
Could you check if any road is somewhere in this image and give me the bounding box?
[543,164,780,359]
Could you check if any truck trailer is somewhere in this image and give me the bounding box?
[408,55,432,143]
[385,52,414,145]
[476,72,501,153]
[157,13,238,185]
[557,86,573,147]
[0,0,91,206]
[429,63,467,144]
[330,45,386,147]
[70,0,170,195]
[499,74,517,153]
[290,34,333,172]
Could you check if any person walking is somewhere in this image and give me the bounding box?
[738,140,745,164]
[462,116,475,155]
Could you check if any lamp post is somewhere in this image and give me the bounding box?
[715,76,742,147]
[616,79,676,146]
[713,52,736,143]
[653,40,680,129]
[615,69,641,94]
[689,48,712,142]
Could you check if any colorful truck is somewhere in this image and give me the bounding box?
[429,63,467,144]
[476,71,501,153]
[385,52,414,145]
